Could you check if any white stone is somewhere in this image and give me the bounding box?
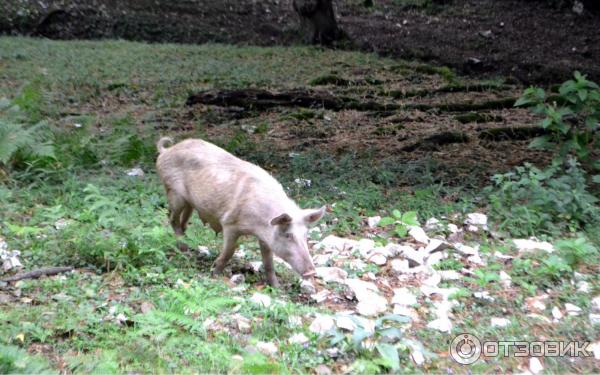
[234,314,251,332]
[309,314,335,335]
[336,315,357,331]
[409,226,429,244]
[552,306,563,320]
[368,253,387,266]
[313,254,331,267]
[311,290,330,303]
[526,295,548,312]
[402,247,426,266]
[423,273,441,287]
[392,288,418,306]
[590,341,600,360]
[126,167,144,177]
[317,235,357,252]
[454,243,478,256]
[466,225,479,232]
[499,271,512,287]
[494,251,513,260]
[383,243,404,257]
[529,357,543,374]
[474,291,495,302]
[589,313,600,325]
[447,223,460,233]
[513,239,554,253]
[424,239,449,253]
[491,317,510,328]
[427,318,452,333]
[250,292,271,307]
[356,239,376,258]
[565,303,582,316]
[391,259,410,273]
[300,279,316,294]
[392,305,419,321]
[357,295,388,317]
[348,258,367,271]
[426,251,445,266]
[425,217,442,231]
[54,218,70,230]
[439,270,462,281]
[367,216,381,228]
[256,341,278,356]
[288,316,303,327]
[315,267,348,283]
[577,281,590,293]
[411,348,425,366]
[592,296,600,312]
[465,213,488,226]
[249,261,263,273]
[289,333,309,345]
[420,286,459,300]
[197,246,211,257]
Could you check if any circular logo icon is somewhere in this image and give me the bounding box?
[450,333,481,365]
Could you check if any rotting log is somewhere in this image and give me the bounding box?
[401,131,469,152]
[2,266,74,282]
[186,88,519,113]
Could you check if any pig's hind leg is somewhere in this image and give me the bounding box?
[167,190,191,251]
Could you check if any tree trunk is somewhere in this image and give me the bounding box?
[293,0,341,45]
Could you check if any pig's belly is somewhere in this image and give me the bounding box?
[197,211,223,233]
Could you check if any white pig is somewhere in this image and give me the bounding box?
[156,137,324,287]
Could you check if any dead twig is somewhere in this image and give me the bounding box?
[2,266,74,282]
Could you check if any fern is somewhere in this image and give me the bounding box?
[0,344,57,374]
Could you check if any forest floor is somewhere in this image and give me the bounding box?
[0,37,599,373]
[1,0,600,84]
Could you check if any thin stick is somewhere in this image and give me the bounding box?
[2,266,74,282]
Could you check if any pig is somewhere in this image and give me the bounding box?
[155,137,325,287]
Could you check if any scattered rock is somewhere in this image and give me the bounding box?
[288,316,303,327]
[311,290,331,303]
[588,313,600,325]
[454,243,478,256]
[439,270,461,281]
[309,314,335,335]
[468,254,485,266]
[565,303,582,316]
[409,226,429,244]
[411,347,425,366]
[478,29,493,39]
[336,315,357,331]
[391,259,410,273]
[552,306,563,321]
[313,254,332,267]
[447,224,460,233]
[54,218,70,230]
[383,243,404,257]
[465,213,488,227]
[345,279,388,316]
[234,314,252,332]
[466,225,479,233]
[576,280,590,293]
[249,261,263,273]
[367,216,381,228]
[424,217,442,231]
[499,271,512,288]
[355,239,376,258]
[317,235,357,252]
[140,301,154,314]
[427,318,452,333]
[368,253,387,266]
[197,246,211,257]
[423,273,441,287]
[491,317,510,328]
[426,251,445,266]
[392,288,418,306]
[424,239,449,253]
[126,167,144,177]
[474,291,495,302]
[513,239,554,253]
[401,246,426,266]
[392,305,419,321]
[526,295,549,312]
[256,341,278,356]
[315,267,348,283]
[494,251,513,260]
[289,332,309,345]
[529,357,544,374]
[572,0,584,15]
[230,274,245,285]
[348,258,367,271]
[250,292,271,307]
[300,279,316,294]
[591,296,600,312]
[315,364,333,375]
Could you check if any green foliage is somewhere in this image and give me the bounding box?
[0,98,55,171]
[465,269,500,288]
[0,344,56,375]
[487,159,599,236]
[555,236,598,269]
[515,71,600,163]
[378,210,419,237]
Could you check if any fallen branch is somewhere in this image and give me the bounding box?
[2,266,74,282]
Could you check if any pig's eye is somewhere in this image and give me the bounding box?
[285,233,294,240]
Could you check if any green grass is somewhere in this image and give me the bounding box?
[1,37,599,373]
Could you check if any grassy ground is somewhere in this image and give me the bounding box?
[0,37,599,373]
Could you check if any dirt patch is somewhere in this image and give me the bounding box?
[1,0,599,84]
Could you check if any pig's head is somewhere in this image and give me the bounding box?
[269,206,326,278]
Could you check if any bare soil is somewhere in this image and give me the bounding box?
[1,0,599,84]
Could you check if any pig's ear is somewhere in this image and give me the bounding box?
[271,213,292,226]
[303,206,326,224]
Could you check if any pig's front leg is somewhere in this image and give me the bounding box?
[259,241,280,288]
[212,227,239,275]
